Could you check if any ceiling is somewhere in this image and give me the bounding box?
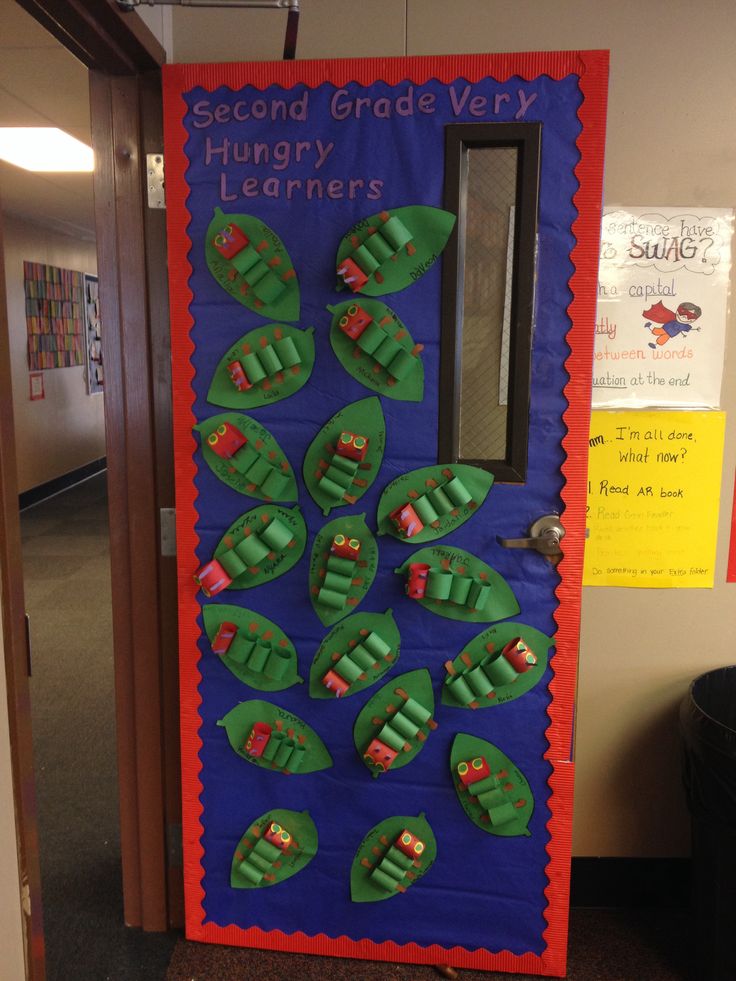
[0,0,95,239]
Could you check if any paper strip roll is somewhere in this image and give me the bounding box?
[469,775,500,797]
[426,569,453,600]
[259,344,283,376]
[369,867,397,891]
[253,271,286,304]
[377,723,405,752]
[263,647,290,680]
[382,216,413,250]
[229,443,259,475]
[234,533,270,567]
[324,464,354,490]
[390,711,419,740]
[327,555,355,577]
[362,632,391,660]
[261,517,293,551]
[242,352,267,383]
[323,571,352,594]
[246,456,274,486]
[261,730,284,762]
[287,744,305,772]
[445,475,472,506]
[372,335,403,368]
[247,851,273,874]
[448,575,472,605]
[483,654,519,687]
[227,633,255,665]
[230,244,260,276]
[467,580,492,611]
[428,486,453,514]
[317,587,347,610]
[402,697,431,726]
[245,259,270,286]
[246,640,270,672]
[363,231,394,263]
[466,665,494,697]
[413,495,439,525]
[330,454,359,476]
[237,861,263,885]
[352,244,381,275]
[260,467,290,500]
[274,738,296,768]
[477,787,506,811]
[335,653,363,683]
[384,845,414,870]
[219,549,247,579]
[387,348,415,380]
[356,320,386,355]
[253,837,282,862]
[377,857,404,881]
[349,644,375,670]
[488,801,517,827]
[318,476,345,500]
[274,336,301,368]
[445,673,475,705]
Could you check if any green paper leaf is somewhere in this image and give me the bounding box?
[205,208,300,321]
[203,604,303,692]
[353,668,436,778]
[195,413,298,501]
[308,608,400,699]
[335,205,456,296]
[214,504,306,591]
[206,323,315,409]
[218,699,333,774]
[350,812,436,902]
[231,808,318,889]
[441,622,553,710]
[394,546,519,623]
[450,732,534,837]
[308,514,379,626]
[377,464,494,544]
[303,397,385,516]
[327,300,424,402]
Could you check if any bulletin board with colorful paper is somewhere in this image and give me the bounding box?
[163,53,607,977]
[24,260,85,370]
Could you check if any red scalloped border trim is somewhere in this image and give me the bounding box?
[163,51,608,978]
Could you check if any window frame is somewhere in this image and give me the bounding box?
[439,121,542,482]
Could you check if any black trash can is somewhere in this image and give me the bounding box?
[680,667,736,981]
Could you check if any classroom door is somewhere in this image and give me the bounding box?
[164,51,607,977]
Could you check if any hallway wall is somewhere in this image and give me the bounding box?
[3,214,104,493]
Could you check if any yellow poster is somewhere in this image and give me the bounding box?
[584,410,725,587]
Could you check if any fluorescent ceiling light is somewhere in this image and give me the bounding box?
[0,128,93,172]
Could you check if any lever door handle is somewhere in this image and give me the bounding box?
[497,515,565,557]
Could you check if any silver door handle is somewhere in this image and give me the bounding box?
[496,515,565,557]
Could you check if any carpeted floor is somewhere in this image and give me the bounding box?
[21,474,694,981]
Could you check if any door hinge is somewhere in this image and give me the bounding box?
[146,153,165,209]
[160,507,176,557]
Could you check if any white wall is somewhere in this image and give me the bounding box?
[3,214,105,493]
[165,0,736,858]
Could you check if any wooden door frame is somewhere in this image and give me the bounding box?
[1,3,177,977]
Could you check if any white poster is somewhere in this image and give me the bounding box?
[593,206,733,408]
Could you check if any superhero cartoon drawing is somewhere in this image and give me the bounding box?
[643,301,702,348]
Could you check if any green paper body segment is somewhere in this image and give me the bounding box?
[303,397,385,516]
[231,808,318,888]
[309,609,401,698]
[197,412,298,502]
[212,504,306,591]
[203,605,303,692]
[218,700,332,774]
[328,299,424,402]
[377,464,494,544]
[353,668,435,776]
[308,514,379,626]
[450,732,534,837]
[350,813,437,902]
[442,622,553,709]
[205,209,300,321]
[335,205,456,297]
[207,323,315,410]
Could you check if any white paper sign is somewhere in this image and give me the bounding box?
[593,206,733,408]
